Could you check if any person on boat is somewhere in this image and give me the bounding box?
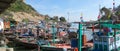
[37,36,50,45]
[37,27,40,37]
[37,36,45,45]
[95,29,103,36]
[59,29,67,43]
[44,37,50,45]
[60,30,67,37]
[109,27,112,32]
[103,27,109,35]
[28,28,34,36]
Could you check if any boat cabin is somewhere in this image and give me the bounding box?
[93,20,120,51]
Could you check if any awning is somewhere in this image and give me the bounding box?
[100,20,120,29]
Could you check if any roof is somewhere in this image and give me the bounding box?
[0,0,16,13]
[100,20,120,29]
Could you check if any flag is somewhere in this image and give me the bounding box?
[108,13,111,19]
[98,13,101,19]
[98,5,101,20]
[92,24,94,32]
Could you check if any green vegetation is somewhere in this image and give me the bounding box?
[0,0,67,23]
[44,15,67,23]
[22,18,30,23]
[0,0,38,17]
[100,5,120,20]
[8,0,36,13]
[59,16,66,22]
[0,10,13,17]
[53,16,59,22]
[44,15,50,22]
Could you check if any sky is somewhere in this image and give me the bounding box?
[25,0,120,22]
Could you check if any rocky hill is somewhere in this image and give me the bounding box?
[0,0,45,22]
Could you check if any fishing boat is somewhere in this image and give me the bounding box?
[13,36,38,49]
[6,35,16,41]
[40,44,74,51]
[13,28,38,49]
[93,20,120,51]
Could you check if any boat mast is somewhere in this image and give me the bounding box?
[98,4,101,31]
[112,0,117,51]
[78,13,83,51]
[67,12,70,22]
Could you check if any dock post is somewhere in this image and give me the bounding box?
[78,23,82,51]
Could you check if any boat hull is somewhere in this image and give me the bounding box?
[14,39,38,49]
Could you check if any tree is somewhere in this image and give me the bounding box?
[59,17,66,22]
[53,16,58,22]
[22,18,29,23]
[44,15,50,22]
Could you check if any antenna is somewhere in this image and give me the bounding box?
[67,12,70,22]
[113,0,115,12]
[98,5,101,19]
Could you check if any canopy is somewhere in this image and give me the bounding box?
[99,20,120,29]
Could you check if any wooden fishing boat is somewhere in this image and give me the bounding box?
[93,20,120,51]
[6,35,16,41]
[40,44,74,51]
[13,36,38,49]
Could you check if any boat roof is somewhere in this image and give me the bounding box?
[99,20,120,29]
